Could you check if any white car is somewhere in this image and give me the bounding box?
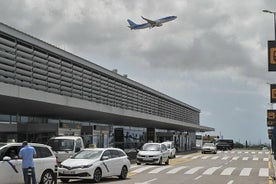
[136,143,169,165]
[58,148,131,183]
[201,143,217,154]
[162,141,176,158]
[0,142,57,184]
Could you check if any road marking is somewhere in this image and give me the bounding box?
[149,166,172,174]
[194,175,202,180]
[227,180,234,184]
[191,155,201,159]
[220,167,235,175]
[263,158,269,162]
[201,156,209,160]
[259,168,269,177]
[135,178,157,184]
[232,156,239,160]
[211,156,219,160]
[240,168,252,176]
[184,166,204,174]
[132,166,157,173]
[222,156,229,160]
[242,157,249,160]
[253,157,259,161]
[166,166,187,174]
[202,166,221,175]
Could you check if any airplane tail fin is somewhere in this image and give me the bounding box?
[127,19,137,29]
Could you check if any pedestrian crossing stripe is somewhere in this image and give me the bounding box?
[130,166,269,177]
[177,155,268,161]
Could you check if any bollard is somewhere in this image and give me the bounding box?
[54,165,58,184]
[27,167,32,184]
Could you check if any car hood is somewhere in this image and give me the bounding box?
[138,151,161,155]
[202,146,215,149]
[61,158,98,167]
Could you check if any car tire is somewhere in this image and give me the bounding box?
[93,168,102,183]
[60,178,70,183]
[137,162,141,165]
[165,158,169,165]
[119,166,128,179]
[159,157,163,165]
[39,169,54,184]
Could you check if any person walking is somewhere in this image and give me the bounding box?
[19,141,37,184]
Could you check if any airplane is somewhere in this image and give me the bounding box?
[127,15,177,30]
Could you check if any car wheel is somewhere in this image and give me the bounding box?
[165,158,169,165]
[60,178,70,183]
[93,168,102,183]
[137,162,141,165]
[159,157,163,165]
[119,166,128,179]
[173,154,176,158]
[39,169,54,184]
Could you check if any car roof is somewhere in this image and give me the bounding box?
[49,136,81,140]
[0,142,52,149]
[83,148,124,151]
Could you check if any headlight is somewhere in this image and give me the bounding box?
[82,164,93,168]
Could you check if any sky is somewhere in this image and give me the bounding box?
[1,0,275,145]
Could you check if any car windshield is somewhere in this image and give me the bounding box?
[47,139,74,151]
[0,143,7,148]
[72,150,103,159]
[204,143,214,146]
[142,144,160,151]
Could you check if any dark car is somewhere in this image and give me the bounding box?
[216,142,231,151]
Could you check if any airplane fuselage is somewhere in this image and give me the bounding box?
[127,15,177,30]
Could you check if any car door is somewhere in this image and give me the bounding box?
[0,146,22,184]
[161,144,169,161]
[101,150,115,176]
[110,150,123,175]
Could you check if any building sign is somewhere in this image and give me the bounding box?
[267,110,276,126]
[268,41,276,71]
[271,84,276,103]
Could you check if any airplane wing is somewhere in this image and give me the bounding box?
[141,16,158,26]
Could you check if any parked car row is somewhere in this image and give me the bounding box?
[0,140,177,184]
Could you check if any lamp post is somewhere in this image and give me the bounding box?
[263,9,276,40]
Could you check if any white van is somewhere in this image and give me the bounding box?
[47,136,84,164]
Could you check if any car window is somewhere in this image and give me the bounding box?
[102,150,112,159]
[2,146,20,160]
[75,139,82,152]
[161,144,167,151]
[142,144,160,151]
[73,150,102,159]
[34,146,53,158]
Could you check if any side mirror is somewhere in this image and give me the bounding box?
[3,156,11,161]
[101,156,109,161]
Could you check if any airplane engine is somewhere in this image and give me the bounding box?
[156,23,163,27]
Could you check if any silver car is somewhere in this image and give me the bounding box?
[201,143,217,154]
[136,143,169,165]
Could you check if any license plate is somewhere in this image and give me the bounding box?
[144,157,152,161]
[63,170,75,174]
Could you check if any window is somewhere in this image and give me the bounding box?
[34,146,53,158]
[102,150,112,159]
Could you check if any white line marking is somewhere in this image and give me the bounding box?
[132,166,157,173]
[259,168,269,177]
[242,157,249,160]
[184,166,204,174]
[149,166,172,174]
[227,180,234,184]
[167,166,187,174]
[202,166,222,175]
[240,168,252,176]
[220,167,235,175]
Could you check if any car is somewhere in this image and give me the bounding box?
[201,143,217,154]
[215,142,231,151]
[136,143,169,165]
[58,148,130,183]
[162,141,176,158]
[0,142,57,184]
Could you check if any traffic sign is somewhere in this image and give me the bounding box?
[267,110,276,126]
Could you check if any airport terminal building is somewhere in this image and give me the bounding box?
[0,22,213,151]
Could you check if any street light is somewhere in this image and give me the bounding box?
[263,9,276,40]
